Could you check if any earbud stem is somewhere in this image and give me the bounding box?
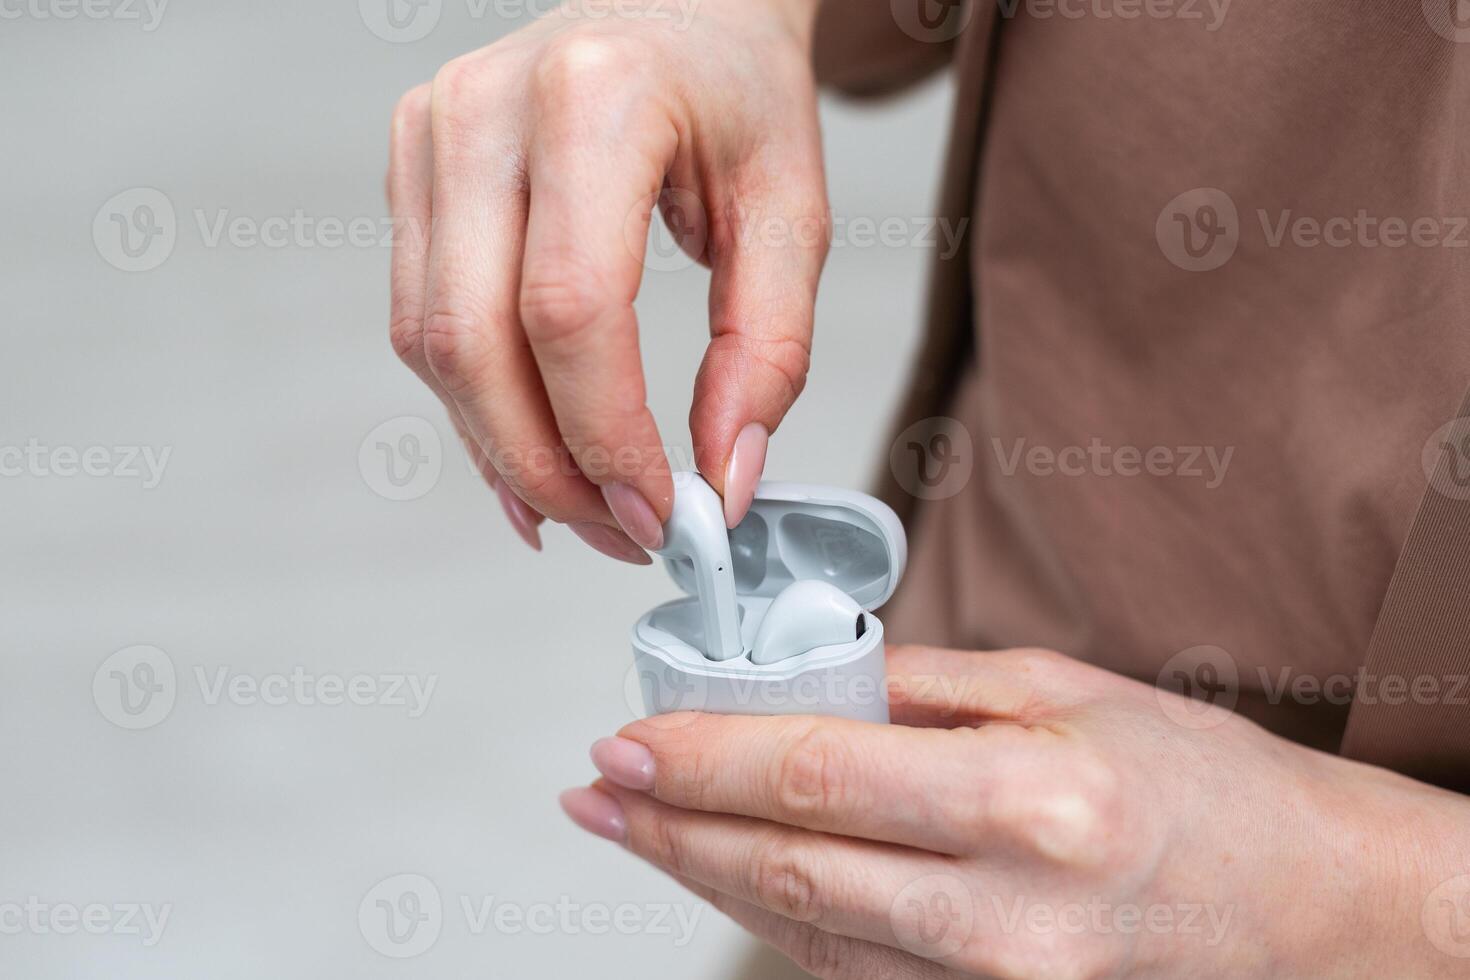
[655,473,744,662]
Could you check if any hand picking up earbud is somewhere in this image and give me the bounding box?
[630,472,906,722]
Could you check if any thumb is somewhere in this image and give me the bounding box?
[690,166,830,528]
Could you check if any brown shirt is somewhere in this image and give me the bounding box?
[873,0,1470,752]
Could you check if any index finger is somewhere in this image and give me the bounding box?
[518,42,680,545]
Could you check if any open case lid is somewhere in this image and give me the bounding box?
[664,480,907,610]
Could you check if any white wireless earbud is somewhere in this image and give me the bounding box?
[750,580,867,665]
[654,473,744,662]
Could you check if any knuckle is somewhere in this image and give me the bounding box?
[1064,754,1131,871]
[996,647,1080,711]
[747,335,812,404]
[533,33,644,102]
[501,459,560,503]
[996,764,1124,869]
[791,924,852,979]
[658,731,712,810]
[1027,946,1123,980]
[750,836,822,923]
[774,725,849,821]
[968,933,1111,980]
[391,83,432,139]
[1002,646,1072,676]
[792,196,833,254]
[420,308,486,394]
[641,808,692,877]
[518,274,618,347]
[429,56,506,157]
[388,308,424,365]
[1066,950,1125,980]
[430,54,482,118]
[1020,790,1103,863]
[701,334,811,411]
[492,452,583,522]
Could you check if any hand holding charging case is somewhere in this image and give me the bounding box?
[631,474,907,723]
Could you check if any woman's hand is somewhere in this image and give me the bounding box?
[386,0,830,560]
[562,645,1470,978]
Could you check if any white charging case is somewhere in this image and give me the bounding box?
[631,481,907,723]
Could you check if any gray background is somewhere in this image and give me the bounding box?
[1,2,950,976]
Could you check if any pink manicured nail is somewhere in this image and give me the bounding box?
[570,522,653,565]
[496,482,542,551]
[723,422,769,529]
[590,737,656,791]
[559,787,627,844]
[601,483,665,551]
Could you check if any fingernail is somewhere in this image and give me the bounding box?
[601,483,665,551]
[570,522,653,565]
[590,737,656,791]
[559,786,626,844]
[496,482,542,551]
[723,422,769,529]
